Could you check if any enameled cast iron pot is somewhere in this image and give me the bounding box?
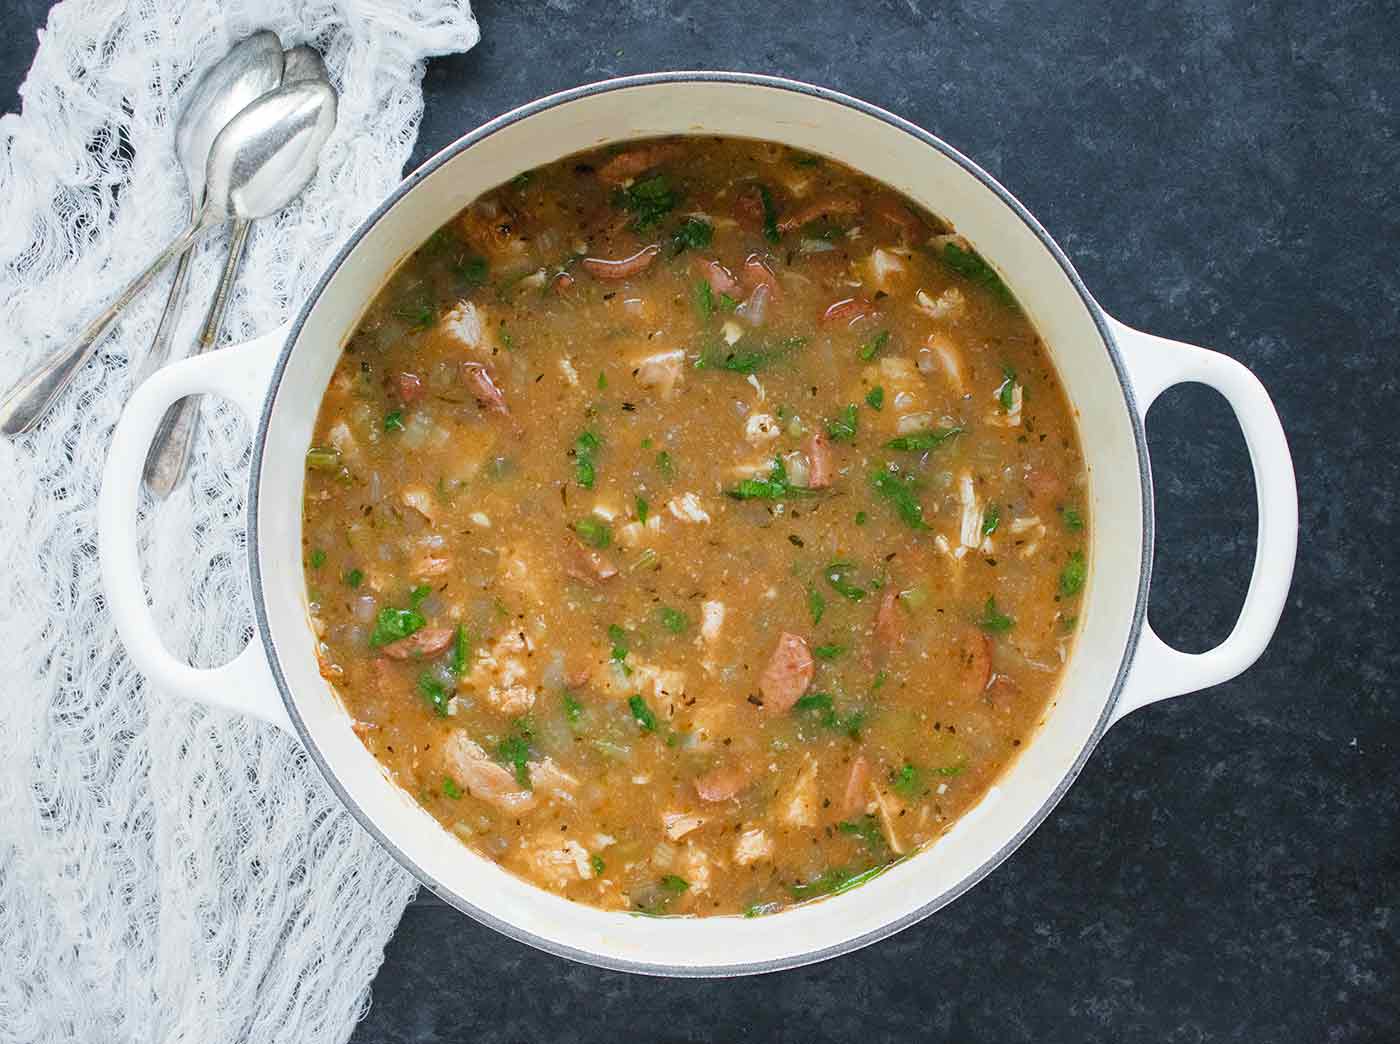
[98,73,1298,976]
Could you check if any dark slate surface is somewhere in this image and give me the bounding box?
[3,1,1397,1041]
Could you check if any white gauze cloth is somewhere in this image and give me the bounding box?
[0,2,478,1042]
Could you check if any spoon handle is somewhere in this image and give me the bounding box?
[0,221,206,436]
[133,202,203,386]
[142,219,252,498]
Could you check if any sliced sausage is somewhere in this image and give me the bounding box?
[379,627,455,661]
[733,184,767,232]
[804,430,832,489]
[581,244,660,280]
[695,257,738,295]
[778,194,861,232]
[394,371,425,403]
[759,632,814,713]
[841,755,871,819]
[596,143,679,185]
[461,361,508,414]
[874,590,903,654]
[740,254,780,298]
[821,296,876,325]
[959,627,994,698]
[694,762,750,802]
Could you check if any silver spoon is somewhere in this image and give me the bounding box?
[0,79,338,437]
[143,57,338,497]
[133,32,284,388]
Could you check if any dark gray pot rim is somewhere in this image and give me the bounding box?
[248,70,1153,978]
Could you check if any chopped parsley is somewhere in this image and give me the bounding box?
[616,174,676,232]
[826,403,859,443]
[656,607,688,634]
[717,292,738,312]
[692,278,713,321]
[838,815,887,852]
[370,607,425,648]
[825,560,867,601]
[693,335,807,374]
[979,596,1014,634]
[1059,550,1087,597]
[450,625,470,677]
[865,386,884,410]
[787,863,890,901]
[807,585,827,626]
[996,366,1018,411]
[813,643,846,660]
[726,456,810,501]
[343,568,364,588]
[563,692,584,725]
[983,502,1001,536]
[794,692,866,738]
[456,255,489,288]
[383,410,405,432]
[635,495,649,524]
[869,466,930,530]
[655,450,676,479]
[660,873,690,893]
[573,429,601,489]
[1061,506,1085,532]
[590,854,606,876]
[597,371,607,390]
[629,693,658,732]
[858,329,890,362]
[308,549,326,569]
[441,776,462,799]
[497,720,534,789]
[573,516,612,549]
[409,584,432,608]
[671,217,713,255]
[939,240,1016,306]
[884,427,962,452]
[393,299,435,330]
[758,183,780,243]
[416,671,451,717]
[890,763,922,798]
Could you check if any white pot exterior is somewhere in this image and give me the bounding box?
[99,74,1297,976]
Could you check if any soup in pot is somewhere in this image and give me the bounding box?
[302,137,1088,916]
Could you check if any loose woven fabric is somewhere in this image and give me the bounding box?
[0,3,478,1041]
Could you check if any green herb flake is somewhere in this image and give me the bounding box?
[343,568,364,589]
[691,278,714,322]
[813,643,846,660]
[891,763,922,798]
[884,427,963,452]
[597,372,608,390]
[1059,550,1087,597]
[808,585,827,626]
[456,255,489,288]
[608,624,629,664]
[441,776,462,799]
[933,762,967,778]
[838,815,887,852]
[787,863,891,901]
[793,692,866,738]
[826,403,859,443]
[370,607,427,648]
[573,516,613,549]
[758,183,780,243]
[1061,507,1085,532]
[393,299,435,330]
[869,466,930,530]
[450,625,471,677]
[717,292,738,312]
[383,410,406,432]
[873,669,889,690]
[825,560,867,601]
[660,873,690,894]
[510,171,533,190]
[590,854,606,876]
[635,495,649,524]
[940,240,1016,306]
[726,456,812,501]
[629,693,658,732]
[671,217,713,255]
[983,502,1001,536]
[409,584,432,608]
[617,174,677,232]
[865,386,884,410]
[657,607,688,634]
[416,671,451,717]
[308,549,326,569]
[497,723,533,789]
[858,330,890,362]
[655,450,676,479]
[979,596,1014,634]
[563,692,584,725]
[855,511,868,526]
[574,429,601,489]
[996,366,1018,412]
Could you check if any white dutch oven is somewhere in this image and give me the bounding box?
[98,73,1298,976]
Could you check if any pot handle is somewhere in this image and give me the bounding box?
[1109,317,1297,725]
[98,327,292,732]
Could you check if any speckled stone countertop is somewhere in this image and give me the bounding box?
[4,1,1395,1040]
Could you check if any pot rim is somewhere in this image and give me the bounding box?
[247,70,1153,977]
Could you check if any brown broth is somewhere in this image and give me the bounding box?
[302,137,1088,917]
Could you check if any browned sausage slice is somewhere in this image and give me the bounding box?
[379,627,455,661]
[759,632,815,712]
